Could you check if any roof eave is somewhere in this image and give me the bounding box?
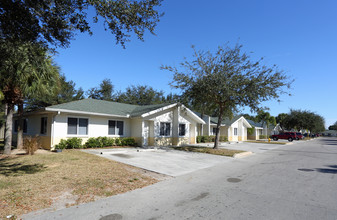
[183,106,206,124]
[140,103,177,118]
[45,108,130,118]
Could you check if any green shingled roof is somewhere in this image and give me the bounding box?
[46,99,172,117]
[246,119,263,128]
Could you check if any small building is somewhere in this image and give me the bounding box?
[13,99,205,149]
[321,130,337,137]
[246,120,264,140]
[197,115,252,142]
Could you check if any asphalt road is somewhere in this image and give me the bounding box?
[24,137,337,220]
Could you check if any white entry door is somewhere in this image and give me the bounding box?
[232,127,238,141]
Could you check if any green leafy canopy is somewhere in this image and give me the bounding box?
[162,43,293,148]
[0,0,164,48]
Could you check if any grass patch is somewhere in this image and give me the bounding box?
[0,150,158,218]
[173,146,244,157]
[246,140,287,145]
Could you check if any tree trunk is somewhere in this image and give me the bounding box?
[213,106,224,149]
[4,103,14,155]
[16,102,24,150]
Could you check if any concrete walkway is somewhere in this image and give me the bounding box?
[84,148,234,176]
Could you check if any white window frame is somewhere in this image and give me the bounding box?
[107,119,125,136]
[234,128,238,136]
[179,123,186,137]
[159,122,171,137]
[67,116,89,137]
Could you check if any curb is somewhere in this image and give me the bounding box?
[233,151,253,158]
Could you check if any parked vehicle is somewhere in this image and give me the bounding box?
[272,132,297,142]
[296,133,304,140]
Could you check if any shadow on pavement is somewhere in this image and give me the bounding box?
[315,165,337,174]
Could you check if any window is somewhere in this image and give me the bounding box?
[23,119,27,133]
[14,120,18,132]
[78,118,88,135]
[234,128,238,136]
[179,124,186,136]
[108,120,124,135]
[14,119,27,133]
[68,118,78,135]
[41,117,47,135]
[160,122,171,136]
[67,117,88,135]
[212,127,217,135]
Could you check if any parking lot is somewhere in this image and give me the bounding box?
[83,141,292,177]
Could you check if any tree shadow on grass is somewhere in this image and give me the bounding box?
[0,159,46,177]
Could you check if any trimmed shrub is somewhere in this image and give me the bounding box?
[55,138,83,149]
[23,136,40,155]
[114,138,122,146]
[55,139,67,149]
[85,137,102,148]
[100,137,114,147]
[219,136,228,142]
[259,135,267,139]
[84,137,115,148]
[121,137,137,146]
[66,137,83,149]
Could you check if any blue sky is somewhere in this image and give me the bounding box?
[54,0,337,128]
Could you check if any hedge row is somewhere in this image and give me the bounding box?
[196,135,228,143]
[55,137,137,149]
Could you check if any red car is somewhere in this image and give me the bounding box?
[272,132,297,142]
[296,133,304,140]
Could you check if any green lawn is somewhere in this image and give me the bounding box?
[0,150,158,219]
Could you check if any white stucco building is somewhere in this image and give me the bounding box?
[13,99,205,149]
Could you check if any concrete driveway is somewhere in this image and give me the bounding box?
[195,140,294,153]
[84,148,234,176]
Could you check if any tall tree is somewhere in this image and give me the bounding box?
[282,109,325,133]
[115,85,164,105]
[0,0,163,49]
[87,79,114,101]
[1,0,163,153]
[162,44,293,149]
[25,74,84,110]
[0,91,4,131]
[0,40,58,154]
[328,121,337,130]
[256,110,276,127]
[241,114,257,122]
[276,113,288,129]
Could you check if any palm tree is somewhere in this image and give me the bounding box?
[0,40,59,154]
